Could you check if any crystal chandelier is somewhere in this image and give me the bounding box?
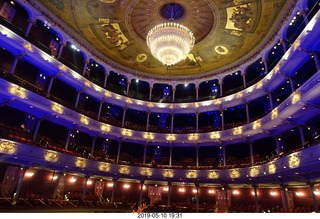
[146,7,195,66]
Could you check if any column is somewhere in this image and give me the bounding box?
[52,172,61,199]
[224,187,229,212]
[249,142,254,165]
[172,88,176,102]
[281,186,289,212]
[253,184,259,212]
[219,81,223,97]
[280,39,287,54]
[245,102,250,123]
[122,106,127,127]
[195,144,199,167]
[90,136,97,156]
[196,111,199,132]
[241,72,247,88]
[312,52,320,71]
[169,145,173,167]
[139,180,144,204]
[300,10,309,25]
[309,182,319,212]
[196,184,199,210]
[170,112,174,133]
[46,75,56,97]
[65,129,73,150]
[82,176,89,202]
[223,146,226,166]
[116,141,122,164]
[57,42,65,59]
[220,108,225,130]
[275,137,284,155]
[25,19,35,36]
[32,119,41,142]
[149,86,153,101]
[299,126,306,147]
[146,110,151,131]
[126,81,131,95]
[75,90,83,108]
[195,86,199,101]
[263,58,268,74]
[289,77,295,93]
[97,100,104,120]
[9,55,21,74]
[103,73,109,88]
[268,93,274,110]
[167,180,172,206]
[110,178,117,203]
[82,59,89,76]
[143,143,148,165]
[12,167,28,203]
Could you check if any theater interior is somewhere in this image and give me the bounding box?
[0,0,320,213]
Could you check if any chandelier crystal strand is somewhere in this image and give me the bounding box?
[147,22,195,66]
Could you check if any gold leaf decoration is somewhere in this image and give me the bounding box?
[44,150,59,162]
[288,153,300,168]
[163,169,174,178]
[75,157,87,168]
[119,165,130,174]
[0,140,17,154]
[230,169,240,178]
[140,167,152,176]
[186,170,198,178]
[249,166,260,177]
[208,170,219,179]
[268,162,276,174]
[99,162,110,172]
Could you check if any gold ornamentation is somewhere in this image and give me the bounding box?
[44,150,59,162]
[288,153,300,168]
[163,169,174,178]
[140,167,152,176]
[9,85,26,98]
[186,170,198,178]
[80,115,89,125]
[119,165,130,174]
[291,92,301,104]
[136,54,147,63]
[0,140,17,154]
[99,162,110,172]
[230,169,240,178]
[268,162,276,174]
[208,170,219,179]
[214,45,229,55]
[271,108,278,120]
[52,103,64,114]
[249,166,260,177]
[75,157,87,168]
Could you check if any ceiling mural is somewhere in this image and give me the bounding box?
[38,0,289,78]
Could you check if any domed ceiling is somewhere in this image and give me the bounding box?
[38,0,289,78]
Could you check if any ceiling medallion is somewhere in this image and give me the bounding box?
[146,3,195,66]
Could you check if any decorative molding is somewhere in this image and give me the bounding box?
[163,169,174,178]
[249,166,260,177]
[0,140,17,154]
[75,157,87,168]
[119,165,130,174]
[44,150,59,162]
[230,169,240,178]
[99,162,110,172]
[208,170,219,179]
[186,170,198,179]
[288,153,300,168]
[140,167,152,176]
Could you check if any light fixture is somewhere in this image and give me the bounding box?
[146,3,195,66]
